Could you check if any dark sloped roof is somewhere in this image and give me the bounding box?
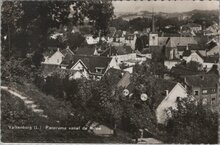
[116,45,133,55]
[75,44,97,55]
[177,46,187,51]
[184,74,218,88]
[182,50,191,57]
[113,30,123,38]
[182,23,201,28]
[207,41,218,50]
[188,44,206,51]
[203,56,219,63]
[43,47,59,57]
[62,55,112,75]
[125,34,135,40]
[166,37,198,48]
[103,68,127,89]
[153,79,178,108]
[170,65,202,76]
[100,47,117,56]
[61,48,74,56]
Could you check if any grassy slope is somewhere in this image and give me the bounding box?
[1,83,132,143]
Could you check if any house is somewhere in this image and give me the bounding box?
[75,43,99,56]
[180,23,202,33]
[203,56,219,71]
[61,55,120,80]
[183,74,218,111]
[88,122,114,137]
[156,82,188,124]
[206,41,219,56]
[85,34,106,45]
[42,47,74,66]
[164,37,198,60]
[169,65,203,79]
[187,44,207,56]
[164,59,182,70]
[106,27,116,43]
[183,51,218,71]
[183,51,204,64]
[103,68,131,90]
[124,33,137,50]
[204,22,220,36]
[113,30,125,43]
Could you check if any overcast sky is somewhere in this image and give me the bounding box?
[112,1,219,13]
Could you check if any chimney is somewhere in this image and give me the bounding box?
[165,90,169,97]
[57,48,60,51]
[186,44,189,50]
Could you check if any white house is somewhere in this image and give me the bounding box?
[156,83,188,124]
[42,48,64,65]
[69,60,90,79]
[61,55,120,80]
[112,53,137,64]
[183,51,217,71]
[85,35,106,45]
[183,52,204,64]
[164,60,182,70]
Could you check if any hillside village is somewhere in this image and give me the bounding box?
[42,12,219,112]
[1,1,219,144]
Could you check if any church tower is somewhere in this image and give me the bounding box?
[149,11,159,46]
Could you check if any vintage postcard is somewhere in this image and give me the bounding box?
[1,0,219,144]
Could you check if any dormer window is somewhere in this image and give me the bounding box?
[95,67,104,73]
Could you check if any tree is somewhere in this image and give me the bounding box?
[176,61,203,72]
[86,0,114,39]
[164,97,218,144]
[110,18,129,31]
[135,36,143,51]
[1,1,23,58]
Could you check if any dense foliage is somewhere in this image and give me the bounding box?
[164,98,218,144]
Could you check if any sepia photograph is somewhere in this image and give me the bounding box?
[1,0,219,144]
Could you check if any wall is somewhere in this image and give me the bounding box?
[149,33,159,46]
[42,51,64,65]
[113,53,137,63]
[207,46,219,56]
[164,60,181,70]
[70,61,90,79]
[156,83,187,124]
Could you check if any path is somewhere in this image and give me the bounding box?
[1,86,48,118]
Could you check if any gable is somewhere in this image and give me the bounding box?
[71,59,88,71]
[166,83,187,102]
[43,50,64,65]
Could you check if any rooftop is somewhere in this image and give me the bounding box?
[62,55,113,75]
[184,74,218,88]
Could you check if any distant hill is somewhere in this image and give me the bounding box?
[115,9,218,21]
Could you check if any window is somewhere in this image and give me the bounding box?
[152,36,155,39]
[95,67,104,73]
[212,98,216,102]
[202,98,208,105]
[202,89,208,94]
[96,68,102,73]
[176,97,180,102]
[57,59,59,63]
[211,88,216,93]
[211,98,216,105]
[194,91,199,96]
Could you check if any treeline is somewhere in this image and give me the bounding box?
[110,10,218,32]
[1,1,114,61]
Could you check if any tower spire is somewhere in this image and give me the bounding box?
[152,8,155,33]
